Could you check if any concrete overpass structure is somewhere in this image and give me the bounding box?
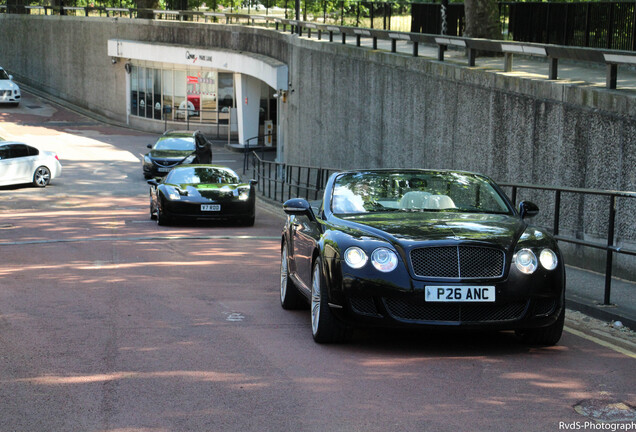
[0,14,634,279]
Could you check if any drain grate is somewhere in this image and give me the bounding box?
[574,399,636,422]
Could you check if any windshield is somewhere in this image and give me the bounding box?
[153,137,196,151]
[167,167,240,185]
[331,171,512,215]
[0,70,10,80]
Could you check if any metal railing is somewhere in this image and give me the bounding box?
[2,4,636,89]
[500,183,636,306]
[250,153,636,306]
[251,153,336,204]
[268,15,636,90]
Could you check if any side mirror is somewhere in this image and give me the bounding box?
[519,201,539,219]
[147,179,159,186]
[147,144,153,149]
[283,198,315,219]
[249,179,258,186]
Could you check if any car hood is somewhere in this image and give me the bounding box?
[148,149,193,159]
[166,183,247,199]
[0,80,18,91]
[334,212,525,249]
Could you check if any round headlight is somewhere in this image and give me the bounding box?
[514,249,537,274]
[539,249,558,270]
[371,248,398,272]
[344,247,367,269]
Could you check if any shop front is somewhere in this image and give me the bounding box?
[107,39,288,153]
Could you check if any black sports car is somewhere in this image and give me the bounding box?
[280,169,565,345]
[148,165,257,226]
[142,130,212,178]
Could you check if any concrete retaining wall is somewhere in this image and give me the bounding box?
[1,14,634,279]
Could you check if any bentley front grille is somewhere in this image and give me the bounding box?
[410,246,505,279]
[384,298,528,323]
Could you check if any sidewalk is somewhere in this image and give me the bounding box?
[566,266,636,330]
[353,37,636,92]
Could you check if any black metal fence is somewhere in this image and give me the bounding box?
[504,2,636,51]
[250,153,636,307]
[3,0,636,50]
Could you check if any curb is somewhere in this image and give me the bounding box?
[566,295,636,331]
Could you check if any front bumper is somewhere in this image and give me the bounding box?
[0,90,20,104]
[143,162,177,177]
[329,267,565,331]
[162,199,254,221]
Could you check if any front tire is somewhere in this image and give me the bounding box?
[242,214,255,227]
[33,166,51,187]
[150,200,157,220]
[311,257,349,343]
[156,204,171,226]
[516,306,565,346]
[280,244,306,310]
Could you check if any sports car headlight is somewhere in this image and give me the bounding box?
[237,187,250,201]
[144,155,151,163]
[166,187,181,200]
[344,247,367,269]
[182,155,196,164]
[513,248,538,274]
[371,248,398,272]
[539,249,558,270]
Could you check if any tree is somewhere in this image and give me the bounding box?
[137,0,161,17]
[463,0,501,40]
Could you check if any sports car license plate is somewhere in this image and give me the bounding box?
[201,204,221,211]
[425,286,495,302]
[158,167,171,172]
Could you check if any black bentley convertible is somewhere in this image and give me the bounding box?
[148,165,257,226]
[280,169,565,345]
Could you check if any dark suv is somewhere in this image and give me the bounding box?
[142,130,211,178]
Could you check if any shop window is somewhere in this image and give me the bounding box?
[153,69,162,120]
[138,68,146,118]
[163,70,174,121]
[130,66,138,116]
[200,71,217,123]
[145,68,153,119]
[174,70,186,120]
[218,72,234,125]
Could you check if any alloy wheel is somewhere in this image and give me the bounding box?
[280,246,289,303]
[311,264,321,336]
[33,166,51,187]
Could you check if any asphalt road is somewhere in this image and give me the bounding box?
[0,93,635,432]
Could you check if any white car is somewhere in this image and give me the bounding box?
[0,67,21,106]
[0,142,62,187]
